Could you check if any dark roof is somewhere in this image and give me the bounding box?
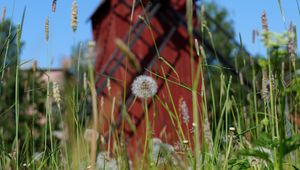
[89,0,110,26]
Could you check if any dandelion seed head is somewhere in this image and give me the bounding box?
[131,75,157,99]
[84,129,99,142]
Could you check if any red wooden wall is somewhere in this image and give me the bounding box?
[91,0,202,159]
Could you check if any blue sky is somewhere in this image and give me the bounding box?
[0,0,299,68]
[218,0,300,56]
[0,0,99,68]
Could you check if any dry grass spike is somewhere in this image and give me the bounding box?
[71,0,78,32]
[1,7,6,22]
[52,0,57,13]
[45,16,49,42]
[261,10,268,32]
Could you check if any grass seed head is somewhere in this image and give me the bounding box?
[261,10,268,32]
[179,97,189,124]
[1,7,6,22]
[288,22,296,66]
[52,82,61,106]
[52,0,57,12]
[288,22,295,54]
[32,60,37,72]
[261,70,269,101]
[45,16,49,42]
[71,0,78,32]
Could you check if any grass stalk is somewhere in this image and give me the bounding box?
[14,24,21,170]
[87,58,98,169]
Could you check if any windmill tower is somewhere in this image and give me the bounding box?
[90,0,246,158]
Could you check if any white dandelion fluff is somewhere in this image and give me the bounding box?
[131,75,158,99]
[84,129,99,142]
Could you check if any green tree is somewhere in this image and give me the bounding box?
[0,19,48,158]
[0,19,19,67]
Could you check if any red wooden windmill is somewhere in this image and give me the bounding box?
[90,0,243,158]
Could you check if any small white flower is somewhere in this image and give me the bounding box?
[229,127,236,132]
[183,140,189,144]
[23,163,30,167]
[131,75,157,99]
